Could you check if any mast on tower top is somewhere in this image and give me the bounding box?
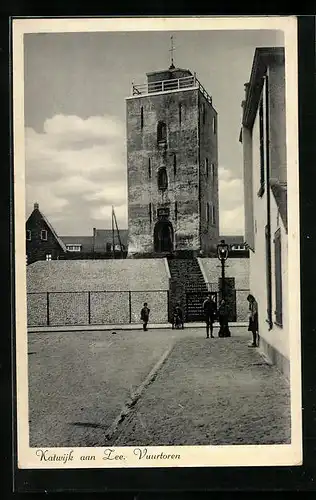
[169,35,175,69]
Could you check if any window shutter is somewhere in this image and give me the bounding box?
[274,228,283,325]
[258,98,265,196]
[265,225,273,326]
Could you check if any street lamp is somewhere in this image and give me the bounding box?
[217,239,231,337]
[217,239,229,301]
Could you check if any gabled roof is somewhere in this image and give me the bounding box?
[241,47,285,130]
[27,203,67,252]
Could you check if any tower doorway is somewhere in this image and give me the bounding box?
[154,220,174,253]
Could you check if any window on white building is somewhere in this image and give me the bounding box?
[41,229,48,241]
[231,244,246,251]
[66,244,82,252]
[46,254,52,261]
[26,229,31,241]
[274,228,283,326]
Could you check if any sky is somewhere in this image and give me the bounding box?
[24,28,284,236]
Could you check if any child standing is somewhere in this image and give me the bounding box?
[140,302,150,331]
[247,294,259,347]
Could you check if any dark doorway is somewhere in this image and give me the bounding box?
[154,220,173,253]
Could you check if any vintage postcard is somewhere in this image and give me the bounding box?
[12,16,302,470]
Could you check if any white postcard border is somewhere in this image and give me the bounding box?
[13,15,302,469]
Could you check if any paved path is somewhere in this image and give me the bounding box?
[28,328,290,447]
[28,329,180,447]
[113,337,291,446]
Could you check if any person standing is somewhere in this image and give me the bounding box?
[247,294,259,347]
[218,299,230,337]
[172,303,184,329]
[140,302,150,331]
[203,293,217,338]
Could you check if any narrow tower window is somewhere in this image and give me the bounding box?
[212,205,216,225]
[206,202,210,224]
[213,115,217,134]
[175,201,178,221]
[140,106,144,129]
[205,158,209,177]
[158,167,168,191]
[202,103,206,125]
[178,103,182,125]
[148,158,152,179]
[149,202,152,224]
[211,163,215,183]
[157,121,167,143]
[173,154,177,177]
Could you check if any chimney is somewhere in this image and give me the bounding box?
[34,202,39,210]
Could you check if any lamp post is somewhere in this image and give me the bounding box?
[217,239,231,337]
[217,239,229,301]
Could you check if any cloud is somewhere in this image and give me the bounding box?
[91,203,127,222]
[25,116,244,238]
[25,114,127,234]
[218,166,244,235]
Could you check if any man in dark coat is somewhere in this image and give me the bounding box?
[140,302,150,331]
[203,294,217,339]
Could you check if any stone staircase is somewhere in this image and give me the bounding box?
[167,258,209,322]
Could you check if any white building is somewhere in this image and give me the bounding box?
[240,47,289,378]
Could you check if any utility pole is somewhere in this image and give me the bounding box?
[111,206,115,259]
[112,208,124,259]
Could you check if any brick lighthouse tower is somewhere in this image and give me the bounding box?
[126,46,219,258]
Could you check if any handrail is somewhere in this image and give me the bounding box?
[131,75,212,104]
